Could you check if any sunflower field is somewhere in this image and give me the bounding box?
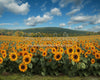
[0,35,100,77]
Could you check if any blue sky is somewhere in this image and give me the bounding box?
[0,0,100,31]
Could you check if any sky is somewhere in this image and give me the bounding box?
[0,0,100,31]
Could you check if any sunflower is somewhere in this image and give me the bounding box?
[76,47,82,54]
[91,59,95,64]
[23,55,31,64]
[2,53,7,59]
[29,53,33,58]
[85,52,88,58]
[0,57,3,64]
[30,47,36,53]
[67,47,74,55]
[91,46,95,50]
[65,50,67,54]
[42,51,47,57]
[19,63,27,72]
[60,48,64,54]
[82,50,85,54]
[51,48,56,54]
[1,50,6,54]
[92,50,96,55]
[95,53,100,59]
[9,53,18,61]
[22,47,27,51]
[23,51,29,57]
[18,51,23,56]
[87,50,91,54]
[71,52,80,63]
[39,48,44,52]
[85,46,89,50]
[54,52,62,61]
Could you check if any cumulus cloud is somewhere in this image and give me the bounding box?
[66,8,80,16]
[75,25,83,29]
[25,14,53,26]
[68,15,100,25]
[51,8,62,16]
[51,0,58,3]
[0,0,30,15]
[87,26,100,32]
[59,0,83,8]
[25,7,61,26]
[59,23,66,27]
[90,15,100,24]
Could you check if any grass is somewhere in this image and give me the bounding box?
[0,74,100,80]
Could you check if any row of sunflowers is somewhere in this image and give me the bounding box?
[0,35,100,76]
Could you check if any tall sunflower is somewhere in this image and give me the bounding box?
[23,55,31,64]
[42,51,47,57]
[2,53,7,59]
[91,59,95,64]
[76,47,82,54]
[67,47,74,55]
[71,52,80,63]
[19,63,27,72]
[9,53,18,61]
[95,53,100,59]
[51,48,56,54]
[30,47,36,53]
[54,52,62,61]
[22,51,29,57]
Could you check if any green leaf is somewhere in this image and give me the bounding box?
[72,61,75,65]
[28,63,33,69]
[41,72,46,76]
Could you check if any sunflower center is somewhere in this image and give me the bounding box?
[56,55,60,59]
[74,55,78,59]
[69,49,72,53]
[24,53,27,55]
[43,52,46,55]
[31,49,33,51]
[20,53,22,56]
[53,49,55,52]
[96,54,99,57]
[77,49,80,52]
[21,65,25,69]
[12,55,16,59]
[25,58,29,62]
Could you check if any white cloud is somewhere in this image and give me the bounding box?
[0,23,19,26]
[68,15,100,25]
[66,8,80,15]
[59,23,66,27]
[90,15,100,24]
[59,0,83,8]
[25,14,53,26]
[51,0,58,3]
[0,0,30,15]
[75,25,83,29]
[87,26,100,32]
[51,8,62,16]
[25,7,62,26]
[70,15,91,22]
